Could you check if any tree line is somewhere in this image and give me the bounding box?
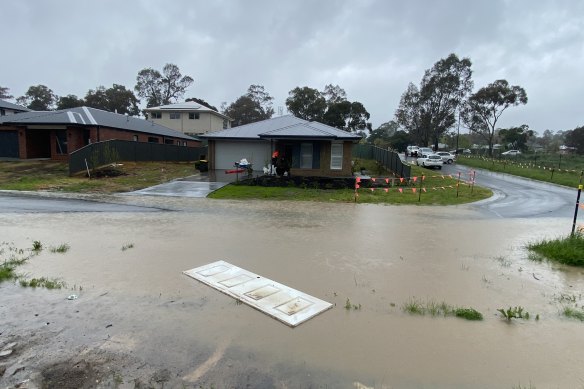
[367,53,583,155]
[1,64,372,134]
[2,57,581,153]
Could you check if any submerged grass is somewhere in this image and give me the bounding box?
[1,241,69,289]
[401,298,483,321]
[121,243,135,251]
[0,242,32,283]
[563,307,584,321]
[527,233,584,267]
[19,277,65,289]
[50,243,70,253]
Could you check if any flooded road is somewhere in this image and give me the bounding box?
[1,196,584,388]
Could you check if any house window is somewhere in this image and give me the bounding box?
[164,139,174,145]
[182,141,187,146]
[0,109,5,116]
[55,130,68,154]
[223,119,228,129]
[133,135,138,142]
[300,143,313,169]
[189,112,200,119]
[148,137,159,143]
[151,112,162,119]
[169,112,180,119]
[331,142,343,170]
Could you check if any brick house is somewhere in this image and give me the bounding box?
[0,106,200,160]
[200,115,361,177]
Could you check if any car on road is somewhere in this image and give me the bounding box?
[419,147,433,155]
[435,151,456,164]
[407,145,420,156]
[502,150,522,156]
[416,154,443,169]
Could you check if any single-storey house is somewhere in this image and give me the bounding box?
[200,115,361,177]
[143,102,232,136]
[0,106,200,160]
[0,99,31,116]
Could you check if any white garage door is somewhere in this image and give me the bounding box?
[214,140,271,170]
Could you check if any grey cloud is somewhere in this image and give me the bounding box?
[2,0,583,131]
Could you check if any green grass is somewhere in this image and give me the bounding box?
[563,307,584,321]
[0,242,33,282]
[457,155,583,188]
[19,277,65,289]
[0,262,17,282]
[1,241,70,289]
[209,164,491,205]
[401,298,483,321]
[0,161,199,193]
[454,308,484,321]
[497,306,531,321]
[50,243,70,253]
[527,234,584,267]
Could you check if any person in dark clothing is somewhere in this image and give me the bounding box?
[275,156,290,177]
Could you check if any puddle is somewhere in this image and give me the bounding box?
[1,197,584,387]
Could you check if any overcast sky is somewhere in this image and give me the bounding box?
[3,0,583,133]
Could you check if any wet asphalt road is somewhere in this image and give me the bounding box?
[0,166,579,218]
[0,192,161,213]
[440,163,578,218]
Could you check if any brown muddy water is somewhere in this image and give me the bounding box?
[1,196,584,388]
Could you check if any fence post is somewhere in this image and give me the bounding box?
[456,172,461,197]
[572,184,582,236]
[418,175,424,202]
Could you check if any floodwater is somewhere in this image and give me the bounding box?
[2,196,584,388]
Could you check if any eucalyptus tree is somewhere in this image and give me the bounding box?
[461,79,527,155]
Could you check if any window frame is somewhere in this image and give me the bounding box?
[330,142,343,170]
[169,112,181,120]
[300,143,313,169]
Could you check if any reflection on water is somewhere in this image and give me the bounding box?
[2,197,584,388]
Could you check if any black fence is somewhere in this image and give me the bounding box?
[352,144,411,178]
[69,140,207,175]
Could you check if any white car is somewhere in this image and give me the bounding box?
[435,151,456,164]
[502,150,521,156]
[419,147,433,155]
[416,154,443,169]
[407,145,420,156]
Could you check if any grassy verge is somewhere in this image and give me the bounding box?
[0,160,198,193]
[209,164,491,205]
[527,233,584,266]
[456,156,583,188]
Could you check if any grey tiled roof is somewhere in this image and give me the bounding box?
[0,99,31,112]
[200,115,361,140]
[0,107,197,140]
[144,102,231,120]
